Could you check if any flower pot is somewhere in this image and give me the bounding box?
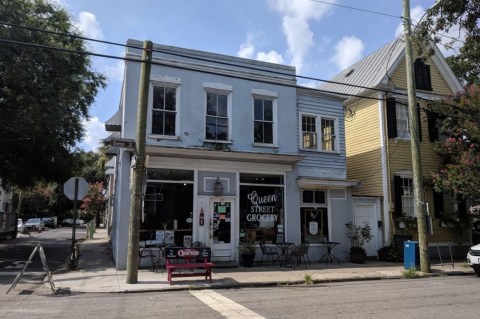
[241,253,256,268]
[350,248,367,264]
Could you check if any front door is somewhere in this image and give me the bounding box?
[353,198,380,256]
[209,199,235,262]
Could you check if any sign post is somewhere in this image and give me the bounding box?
[63,177,89,269]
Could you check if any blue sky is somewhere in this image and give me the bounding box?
[51,0,444,151]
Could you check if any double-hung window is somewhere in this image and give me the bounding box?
[205,90,230,142]
[151,85,177,136]
[386,98,422,140]
[395,102,410,139]
[253,97,274,144]
[394,175,416,217]
[300,113,337,152]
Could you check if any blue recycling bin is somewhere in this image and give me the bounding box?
[404,241,419,269]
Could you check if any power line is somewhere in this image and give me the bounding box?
[309,0,402,19]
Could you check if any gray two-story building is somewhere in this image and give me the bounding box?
[105,40,360,270]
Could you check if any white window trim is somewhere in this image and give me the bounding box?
[252,93,278,147]
[395,101,411,140]
[203,83,233,143]
[147,77,182,140]
[299,112,339,153]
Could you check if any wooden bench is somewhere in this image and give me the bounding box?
[164,247,214,285]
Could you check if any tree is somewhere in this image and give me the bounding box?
[81,182,107,227]
[415,0,480,85]
[0,0,106,187]
[428,85,480,199]
[71,149,107,185]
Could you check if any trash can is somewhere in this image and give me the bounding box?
[404,241,419,269]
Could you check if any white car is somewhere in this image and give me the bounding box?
[24,218,45,232]
[467,243,480,276]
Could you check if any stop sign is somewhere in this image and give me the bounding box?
[63,177,89,200]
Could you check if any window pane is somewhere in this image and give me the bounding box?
[264,100,273,121]
[153,86,165,110]
[254,99,263,120]
[240,173,284,184]
[303,190,313,203]
[263,122,273,144]
[314,191,326,204]
[151,110,164,135]
[254,121,263,143]
[217,94,228,117]
[165,87,176,111]
[164,112,176,136]
[321,118,335,151]
[147,168,194,181]
[206,92,217,115]
[216,118,228,140]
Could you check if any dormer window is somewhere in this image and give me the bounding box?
[414,58,432,91]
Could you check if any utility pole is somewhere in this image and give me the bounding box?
[403,0,430,273]
[126,40,152,284]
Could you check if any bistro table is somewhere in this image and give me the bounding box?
[318,241,340,264]
[276,242,294,267]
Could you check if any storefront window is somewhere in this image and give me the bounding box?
[239,173,284,244]
[300,189,328,243]
[141,171,194,246]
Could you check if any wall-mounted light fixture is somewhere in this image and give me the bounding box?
[214,177,224,197]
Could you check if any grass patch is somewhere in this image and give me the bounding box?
[402,267,419,279]
[303,274,313,285]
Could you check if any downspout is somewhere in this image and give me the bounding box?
[378,92,391,245]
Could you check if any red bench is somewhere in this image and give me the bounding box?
[164,247,214,285]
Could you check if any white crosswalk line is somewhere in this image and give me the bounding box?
[190,289,266,319]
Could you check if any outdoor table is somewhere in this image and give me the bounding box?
[318,241,340,264]
[276,242,294,267]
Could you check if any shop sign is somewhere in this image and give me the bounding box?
[246,190,279,222]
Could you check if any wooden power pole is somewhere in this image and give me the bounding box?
[403,0,430,273]
[126,40,152,284]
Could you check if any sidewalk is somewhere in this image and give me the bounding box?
[48,228,474,293]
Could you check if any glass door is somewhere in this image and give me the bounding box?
[209,199,234,261]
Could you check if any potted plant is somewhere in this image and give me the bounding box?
[239,239,256,267]
[345,221,373,264]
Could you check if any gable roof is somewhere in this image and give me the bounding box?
[319,36,462,98]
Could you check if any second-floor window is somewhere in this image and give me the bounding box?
[395,102,410,139]
[414,58,432,91]
[300,114,337,152]
[253,97,274,144]
[394,175,416,217]
[205,91,229,141]
[152,85,177,136]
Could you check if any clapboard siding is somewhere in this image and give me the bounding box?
[296,91,347,179]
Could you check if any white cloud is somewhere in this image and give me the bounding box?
[74,11,106,53]
[331,36,365,70]
[395,5,425,38]
[81,116,109,151]
[268,0,335,73]
[237,33,284,64]
[237,34,255,59]
[102,60,125,83]
[256,51,284,64]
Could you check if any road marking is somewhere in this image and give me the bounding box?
[190,289,266,319]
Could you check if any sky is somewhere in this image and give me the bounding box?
[49,0,451,152]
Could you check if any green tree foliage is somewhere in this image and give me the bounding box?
[428,85,480,199]
[415,0,480,85]
[0,0,106,187]
[71,149,107,185]
[17,181,57,216]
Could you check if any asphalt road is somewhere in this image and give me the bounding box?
[0,226,86,287]
[1,275,479,318]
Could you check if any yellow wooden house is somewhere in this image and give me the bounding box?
[320,37,469,257]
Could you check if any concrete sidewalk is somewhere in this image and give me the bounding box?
[48,228,474,293]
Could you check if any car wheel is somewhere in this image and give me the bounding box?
[474,265,480,277]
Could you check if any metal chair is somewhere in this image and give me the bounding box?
[304,240,311,264]
[290,243,308,269]
[139,247,156,271]
[259,242,279,266]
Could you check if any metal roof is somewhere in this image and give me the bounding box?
[319,38,405,96]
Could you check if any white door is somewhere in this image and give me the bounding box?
[354,200,379,256]
[208,198,235,262]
